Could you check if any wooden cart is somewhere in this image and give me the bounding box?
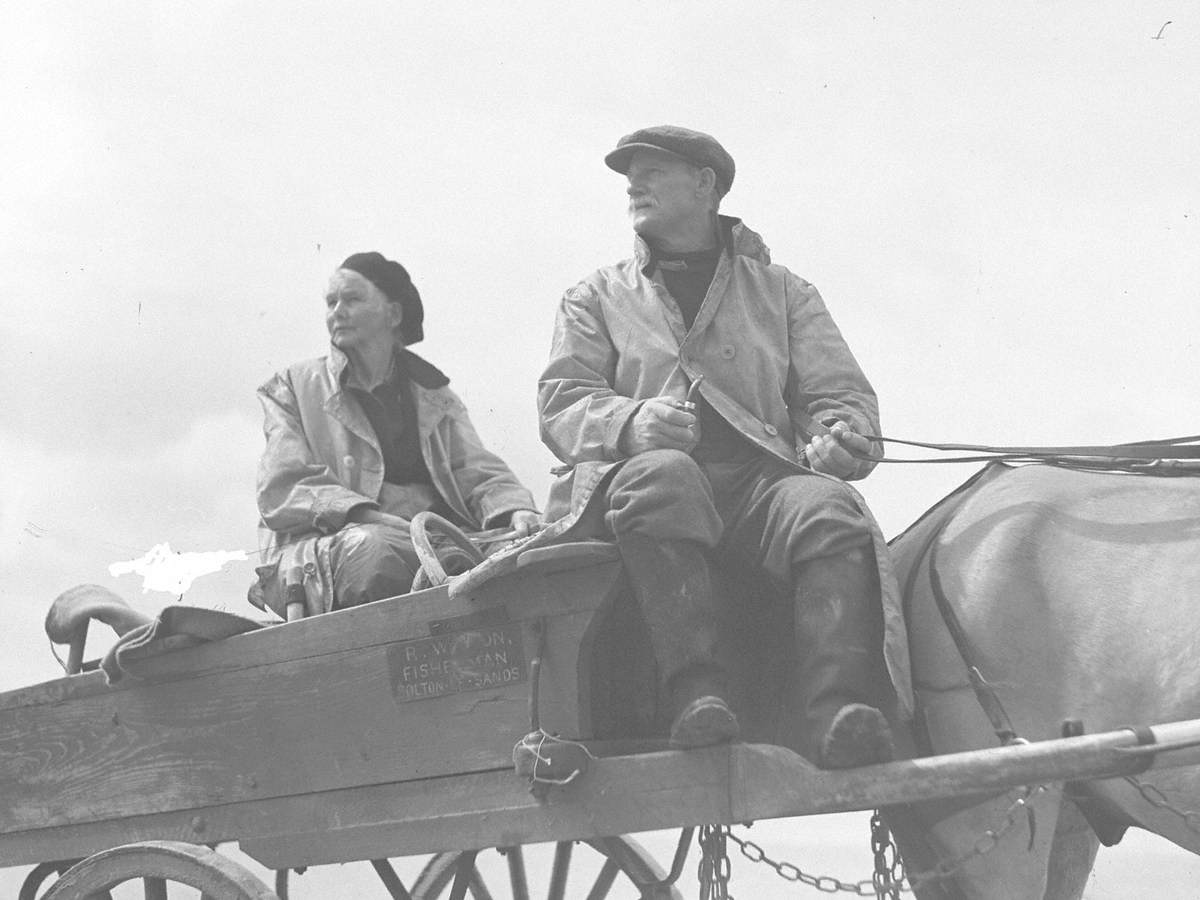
[6,540,1200,899]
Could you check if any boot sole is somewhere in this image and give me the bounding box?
[669,696,740,749]
[819,703,895,769]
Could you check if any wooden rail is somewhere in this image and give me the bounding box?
[229,720,1200,868]
[5,720,1199,869]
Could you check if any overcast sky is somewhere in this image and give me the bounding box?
[2,2,1198,895]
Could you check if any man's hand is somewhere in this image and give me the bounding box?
[620,397,700,455]
[509,509,542,537]
[802,421,873,478]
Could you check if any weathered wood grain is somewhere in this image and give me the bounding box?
[0,744,729,869]
[4,555,622,713]
[5,724,1200,869]
[0,557,624,836]
[239,746,734,868]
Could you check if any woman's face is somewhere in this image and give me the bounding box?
[324,269,402,353]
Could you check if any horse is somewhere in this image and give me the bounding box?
[886,460,1200,900]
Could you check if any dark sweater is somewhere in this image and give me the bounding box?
[655,246,756,462]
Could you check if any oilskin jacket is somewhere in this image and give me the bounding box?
[537,216,912,716]
[539,216,883,518]
[252,346,535,615]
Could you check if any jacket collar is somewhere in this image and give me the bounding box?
[398,350,451,389]
[324,345,450,391]
[633,215,771,274]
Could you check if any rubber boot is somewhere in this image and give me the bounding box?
[615,534,739,749]
[784,546,894,768]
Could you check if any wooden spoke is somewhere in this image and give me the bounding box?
[502,846,528,899]
[468,867,495,900]
[546,842,572,900]
[371,858,416,900]
[447,849,480,900]
[583,858,621,900]
[410,835,684,899]
[41,841,277,900]
[586,836,686,898]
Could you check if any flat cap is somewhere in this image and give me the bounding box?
[604,125,735,197]
[339,251,424,344]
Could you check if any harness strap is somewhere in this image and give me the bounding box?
[903,491,1023,748]
[925,532,1022,746]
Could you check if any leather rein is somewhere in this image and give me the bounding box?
[885,433,1200,751]
[858,432,1200,471]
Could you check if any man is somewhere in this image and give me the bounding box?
[538,126,911,765]
[251,251,539,617]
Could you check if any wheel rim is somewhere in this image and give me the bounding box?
[411,836,683,900]
[19,861,83,900]
[42,840,278,900]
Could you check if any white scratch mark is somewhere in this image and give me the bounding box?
[109,542,248,595]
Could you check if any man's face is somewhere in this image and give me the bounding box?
[625,149,708,242]
[325,269,402,352]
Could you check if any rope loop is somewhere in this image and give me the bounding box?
[409,511,486,587]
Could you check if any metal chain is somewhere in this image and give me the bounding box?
[698,824,733,900]
[711,784,1050,897]
[869,812,903,899]
[724,828,883,896]
[1123,775,1200,834]
[899,784,1050,890]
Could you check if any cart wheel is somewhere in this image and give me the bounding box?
[41,840,278,900]
[19,861,88,900]
[411,836,683,900]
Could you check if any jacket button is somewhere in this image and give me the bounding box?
[763,423,779,437]
[343,456,356,468]
[720,345,736,359]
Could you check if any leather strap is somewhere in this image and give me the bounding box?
[927,534,1021,746]
[858,433,1200,465]
[904,488,1022,747]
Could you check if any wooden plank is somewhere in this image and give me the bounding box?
[5,723,1200,869]
[0,635,520,831]
[0,746,729,868]
[0,562,624,834]
[237,720,1200,867]
[0,557,622,713]
[1,587,461,712]
[731,719,1200,822]
[238,721,1200,867]
[241,747,734,868]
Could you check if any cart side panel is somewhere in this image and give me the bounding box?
[0,558,623,840]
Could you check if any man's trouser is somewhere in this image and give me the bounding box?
[596,449,889,757]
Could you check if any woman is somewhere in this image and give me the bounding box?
[250,251,539,617]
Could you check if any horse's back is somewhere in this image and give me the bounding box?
[901,463,1200,738]
[891,464,1200,895]
[897,460,1200,744]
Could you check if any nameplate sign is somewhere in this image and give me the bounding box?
[387,622,527,703]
